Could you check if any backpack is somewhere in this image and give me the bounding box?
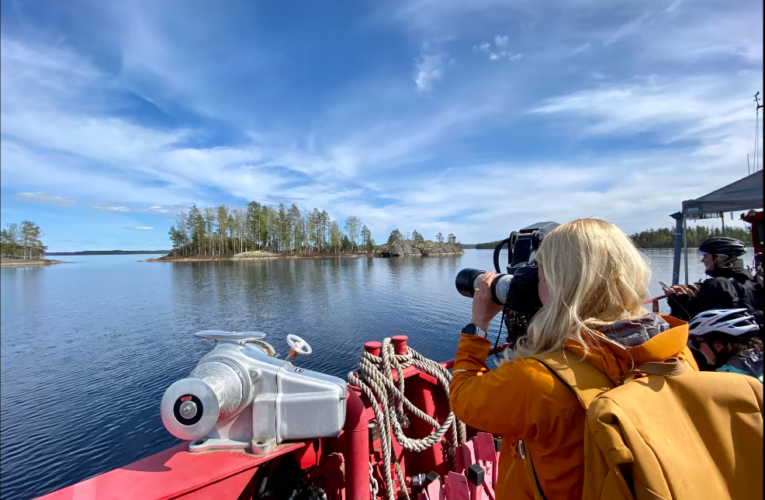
[520,351,764,500]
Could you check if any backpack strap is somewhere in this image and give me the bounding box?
[528,350,615,410]
[622,357,687,383]
[515,351,615,499]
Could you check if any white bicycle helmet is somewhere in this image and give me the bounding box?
[688,309,760,338]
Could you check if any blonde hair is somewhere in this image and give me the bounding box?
[513,218,651,359]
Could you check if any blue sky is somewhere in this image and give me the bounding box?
[0,0,762,251]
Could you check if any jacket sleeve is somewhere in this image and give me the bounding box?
[449,334,552,437]
[669,278,738,320]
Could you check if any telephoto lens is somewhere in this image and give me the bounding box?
[454,268,514,305]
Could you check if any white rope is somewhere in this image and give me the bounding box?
[347,338,467,500]
[369,462,379,499]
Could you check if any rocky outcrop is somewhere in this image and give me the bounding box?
[378,240,463,257]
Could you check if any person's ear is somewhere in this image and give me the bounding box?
[712,341,725,353]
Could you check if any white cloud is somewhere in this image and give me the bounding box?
[16,192,77,207]
[487,51,522,61]
[473,42,491,53]
[94,206,131,212]
[473,35,520,62]
[124,226,154,231]
[414,46,445,92]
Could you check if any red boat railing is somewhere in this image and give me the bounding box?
[644,294,667,313]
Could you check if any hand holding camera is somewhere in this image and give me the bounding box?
[470,271,504,332]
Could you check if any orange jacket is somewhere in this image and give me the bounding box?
[450,314,698,500]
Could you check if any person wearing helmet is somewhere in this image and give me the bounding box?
[666,237,762,327]
[687,309,763,381]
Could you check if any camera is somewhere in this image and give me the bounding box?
[455,221,560,345]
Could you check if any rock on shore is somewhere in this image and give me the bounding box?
[378,240,463,257]
[0,258,66,268]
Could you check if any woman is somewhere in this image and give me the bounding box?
[665,237,760,325]
[688,308,763,381]
[450,219,699,500]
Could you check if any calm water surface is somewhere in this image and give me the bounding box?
[0,249,729,499]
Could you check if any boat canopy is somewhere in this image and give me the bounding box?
[682,170,763,217]
[671,170,764,285]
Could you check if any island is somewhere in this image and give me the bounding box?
[377,240,463,257]
[147,203,465,262]
[1,220,67,267]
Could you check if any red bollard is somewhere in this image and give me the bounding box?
[364,341,382,357]
[391,335,408,355]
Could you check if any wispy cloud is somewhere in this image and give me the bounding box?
[141,205,191,215]
[604,13,652,46]
[94,206,131,212]
[665,0,683,13]
[124,226,154,231]
[494,35,509,47]
[570,43,591,56]
[16,192,77,207]
[414,44,446,92]
[528,74,757,143]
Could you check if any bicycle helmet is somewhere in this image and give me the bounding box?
[688,309,760,338]
[698,237,747,257]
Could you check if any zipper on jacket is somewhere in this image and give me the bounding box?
[518,439,549,500]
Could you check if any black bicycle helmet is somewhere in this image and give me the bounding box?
[698,237,747,257]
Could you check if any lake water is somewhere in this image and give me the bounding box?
[0,248,738,500]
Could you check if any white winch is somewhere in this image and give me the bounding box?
[160,331,347,454]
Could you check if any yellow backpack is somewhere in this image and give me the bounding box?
[522,351,764,500]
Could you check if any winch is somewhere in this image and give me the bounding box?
[161,331,347,454]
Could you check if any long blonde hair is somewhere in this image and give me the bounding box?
[513,218,651,358]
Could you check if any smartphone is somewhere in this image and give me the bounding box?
[658,281,670,292]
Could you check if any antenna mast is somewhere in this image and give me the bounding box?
[755,92,763,173]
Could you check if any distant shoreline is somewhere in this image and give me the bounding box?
[144,251,465,263]
[144,253,371,262]
[0,258,66,268]
[45,250,171,256]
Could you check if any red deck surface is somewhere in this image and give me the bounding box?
[36,441,308,500]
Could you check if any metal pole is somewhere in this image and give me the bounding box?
[671,212,683,285]
[683,215,689,285]
[721,212,726,236]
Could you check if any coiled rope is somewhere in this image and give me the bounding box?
[347,338,467,500]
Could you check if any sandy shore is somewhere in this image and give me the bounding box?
[0,258,66,268]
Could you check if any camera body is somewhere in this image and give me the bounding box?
[160,331,347,455]
[455,221,560,345]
